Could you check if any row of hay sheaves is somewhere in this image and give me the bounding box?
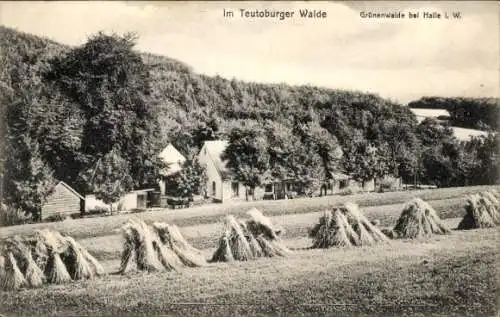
[0,229,104,291]
[0,189,498,291]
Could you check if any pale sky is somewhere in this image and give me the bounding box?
[1,1,498,103]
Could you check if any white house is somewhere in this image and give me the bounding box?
[198,140,245,202]
[158,143,186,195]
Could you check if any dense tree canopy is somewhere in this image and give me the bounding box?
[0,26,498,220]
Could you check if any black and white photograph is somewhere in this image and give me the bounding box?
[0,1,498,316]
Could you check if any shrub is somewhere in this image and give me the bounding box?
[378,179,399,193]
[129,208,146,214]
[85,207,109,216]
[338,186,364,196]
[44,214,70,223]
[0,205,31,226]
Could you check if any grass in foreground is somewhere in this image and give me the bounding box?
[0,228,497,317]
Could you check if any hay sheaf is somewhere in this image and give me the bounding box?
[458,192,500,230]
[310,203,389,249]
[118,218,205,274]
[211,210,290,262]
[0,229,104,291]
[393,198,450,239]
[0,252,26,290]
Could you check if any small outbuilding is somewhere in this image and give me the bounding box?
[41,181,84,220]
[85,188,155,213]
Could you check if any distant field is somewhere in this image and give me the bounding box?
[0,227,496,317]
[0,185,497,240]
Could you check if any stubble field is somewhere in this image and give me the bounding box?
[0,185,498,317]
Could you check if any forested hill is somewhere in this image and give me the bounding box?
[1,26,498,219]
[0,25,418,156]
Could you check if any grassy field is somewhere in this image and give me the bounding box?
[0,185,498,317]
[0,185,497,240]
[0,228,497,317]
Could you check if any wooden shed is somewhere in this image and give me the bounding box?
[41,181,84,220]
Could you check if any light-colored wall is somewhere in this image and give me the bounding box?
[85,192,140,212]
[159,180,166,195]
[198,147,224,201]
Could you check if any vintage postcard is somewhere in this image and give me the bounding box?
[0,1,498,317]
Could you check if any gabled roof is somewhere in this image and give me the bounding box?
[200,140,231,180]
[158,143,186,176]
[55,181,84,200]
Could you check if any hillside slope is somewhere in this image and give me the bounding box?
[0,25,419,154]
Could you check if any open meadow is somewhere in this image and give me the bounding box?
[0,185,499,317]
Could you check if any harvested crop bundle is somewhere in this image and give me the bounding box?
[46,251,72,284]
[119,225,139,274]
[0,252,26,290]
[393,198,450,238]
[246,208,281,239]
[310,203,389,248]
[119,218,205,274]
[153,222,205,267]
[0,229,103,290]
[133,220,164,272]
[458,193,500,230]
[211,232,234,263]
[63,237,94,280]
[482,191,499,207]
[24,251,44,287]
[245,209,289,256]
[7,239,45,288]
[226,215,254,261]
[211,211,290,262]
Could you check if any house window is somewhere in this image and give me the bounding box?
[212,181,216,196]
[265,184,273,192]
[231,182,239,197]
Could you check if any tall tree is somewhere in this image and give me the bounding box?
[342,141,388,189]
[81,148,134,211]
[3,93,56,220]
[45,32,164,193]
[222,122,270,200]
[378,118,419,178]
[164,158,207,199]
[294,121,343,180]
